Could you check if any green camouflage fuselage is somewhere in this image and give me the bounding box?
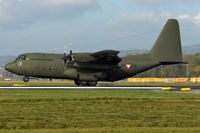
[6,53,160,82]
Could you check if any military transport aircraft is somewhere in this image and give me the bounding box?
[5,19,184,86]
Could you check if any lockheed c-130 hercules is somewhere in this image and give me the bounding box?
[5,19,185,86]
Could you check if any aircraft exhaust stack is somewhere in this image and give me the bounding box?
[150,19,184,64]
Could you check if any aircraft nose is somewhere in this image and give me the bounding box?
[5,63,14,72]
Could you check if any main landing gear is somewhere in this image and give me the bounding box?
[74,80,97,86]
[23,76,30,82]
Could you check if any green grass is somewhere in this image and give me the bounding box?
[0,90,200,132]
[0,90,200,101]
[1,80,200,87]
[0,127,200,133]
[0,81,76,87]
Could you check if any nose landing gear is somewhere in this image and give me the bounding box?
[23,76,30,82]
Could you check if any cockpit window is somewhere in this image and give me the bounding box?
[15,55,26,62]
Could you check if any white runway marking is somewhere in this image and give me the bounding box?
[0,87,163,90]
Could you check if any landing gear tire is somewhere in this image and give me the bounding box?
[87,81,97,86]
[74,80,81,86]
[74,80,97,86]
[23,76,30,82]
[74,80,87,86]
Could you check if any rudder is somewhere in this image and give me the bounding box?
[150,19,183,64]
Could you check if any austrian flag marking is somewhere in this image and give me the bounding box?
[125,64,132,69]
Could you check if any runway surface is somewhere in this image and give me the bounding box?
[0,86,199,90]
[0,86,163,90]
[0,86,200,93]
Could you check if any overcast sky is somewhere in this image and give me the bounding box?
[0,0,200,56]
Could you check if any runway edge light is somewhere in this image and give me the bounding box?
[162,87,172,91]
[180,88,191,91]
[13,84,29,87]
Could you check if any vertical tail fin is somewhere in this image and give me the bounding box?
[150,19,183,63]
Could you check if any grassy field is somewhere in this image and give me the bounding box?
[1,80,200,87]
[0,90,199,132]
[0,81,76,87]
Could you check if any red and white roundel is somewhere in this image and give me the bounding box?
[125,64,132,69]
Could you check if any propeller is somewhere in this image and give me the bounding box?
[69,42,73,62]
[64,46,67,64]
[63,42,74,64]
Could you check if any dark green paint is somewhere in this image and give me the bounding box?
[5,19,184,86]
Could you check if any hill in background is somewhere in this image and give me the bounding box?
[0,56,15,68]
[182,44,200,54]
[119,44,200,57]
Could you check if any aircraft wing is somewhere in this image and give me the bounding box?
[74,50,121,65]
[91,50,121,65]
